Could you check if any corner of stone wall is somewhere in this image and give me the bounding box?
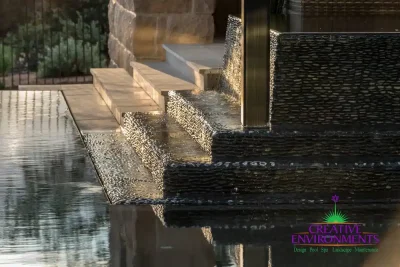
[108,0,216,73]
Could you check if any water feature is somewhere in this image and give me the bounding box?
[271,14,400,32]
[1,90,400,266]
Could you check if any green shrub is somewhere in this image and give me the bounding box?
[5,22,55,71]
[37,37,106,78]
[0,44,15,74]
[5,9,108,74]
[58,13,107,51]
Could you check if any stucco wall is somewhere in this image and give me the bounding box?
[108,0,216,73]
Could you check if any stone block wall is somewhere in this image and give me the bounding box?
[108,0,216,73]
[272,33,400,131]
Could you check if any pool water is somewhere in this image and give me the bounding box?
[0,91,110,266]
[1,91,400,267]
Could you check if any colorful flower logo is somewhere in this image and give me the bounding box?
[323,194,348,223]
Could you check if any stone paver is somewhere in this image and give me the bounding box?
[162,43,225,71]
[132,62,196,92]
[19,84,120,133]
[91,68,160,124]
[18,85,61,90]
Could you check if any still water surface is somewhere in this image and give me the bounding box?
[0,91,399,267]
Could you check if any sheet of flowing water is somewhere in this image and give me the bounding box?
[1,91,399,267]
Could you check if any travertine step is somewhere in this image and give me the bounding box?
[163,43,224,90]
[91,68,160,125]
[168,90,400,161]
[18,84,121,133]
[131,61,197,111]
[121,112,400,199]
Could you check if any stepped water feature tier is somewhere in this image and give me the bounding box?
[81,13,400,205]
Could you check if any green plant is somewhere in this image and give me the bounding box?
[58,12,107,51]
[0,44,15,74]
[0,82,5,89]
[37,37,106,78]
[4,22,54,71]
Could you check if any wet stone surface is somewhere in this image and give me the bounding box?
[118,112,400,202]
[167,90,241,152]
[218,15,242,103]
[4,91,400,267]
[83,133,161,204]
[212,130,400,162]
[272,33,400,130]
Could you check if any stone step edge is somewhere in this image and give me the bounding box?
[131,61,197,112]
[167,90,400,157]
[91,69,125,124]
[90,68,161,125]
[162,44,223,74]
[162,44,223,90]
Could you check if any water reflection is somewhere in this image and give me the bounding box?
[108,205,400,267]
[0,91,110,266]
[2,91,400,267]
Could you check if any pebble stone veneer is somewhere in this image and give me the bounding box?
[83,133,161,204]
[119,112,400,198]
[218,16,400,130]
[272,33,400,130]
[88,15,400,205]
[217,15,242,102]
[168,75,400,162]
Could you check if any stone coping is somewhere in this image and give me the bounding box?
[132,61,197,92]
[18,84,121,133]
[162,43,224,73]
[91,68,160,125]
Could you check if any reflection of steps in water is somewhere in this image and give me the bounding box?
[109,205,400,267]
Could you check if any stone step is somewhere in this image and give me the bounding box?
[163,43,224,90]
[131,61,197,112]
[167,89,400,161]
[91,68,160,125]
[121,112,400,199]
[18,84,122,133]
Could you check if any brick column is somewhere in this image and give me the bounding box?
[108,0,216,73]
